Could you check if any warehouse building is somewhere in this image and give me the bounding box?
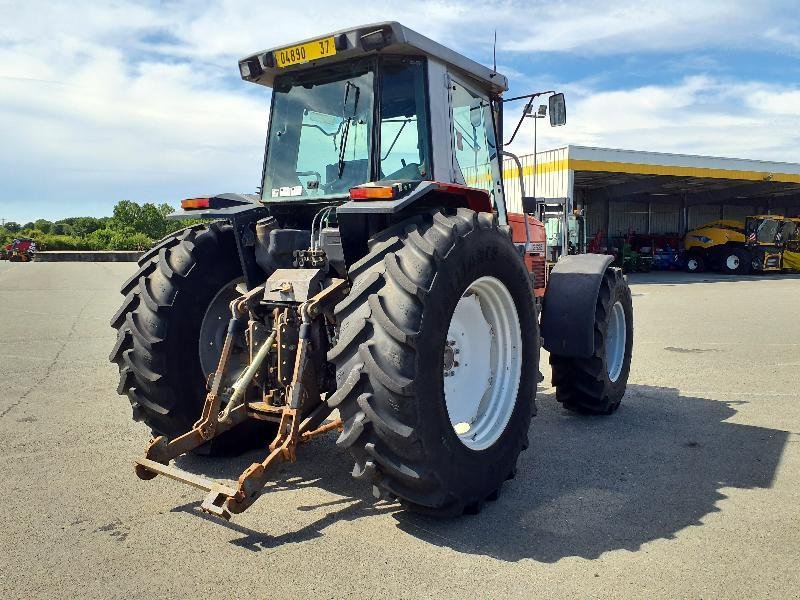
[502,146,800,247]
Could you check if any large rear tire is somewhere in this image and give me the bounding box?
[109,223,274,451]
[327,209,539,515]
[550,268,633,414]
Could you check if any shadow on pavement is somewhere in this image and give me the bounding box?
[173,384,789,562]
[172,423,395,551]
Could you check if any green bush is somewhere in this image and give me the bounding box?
[3,200,208,251]
[108,232,153,251]
[39,234,83,250]
[85,228,116,250]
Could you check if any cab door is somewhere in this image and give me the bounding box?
[447,75,506,219]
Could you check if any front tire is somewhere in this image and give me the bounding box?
[550,268,633,414]
[327,209,539,515]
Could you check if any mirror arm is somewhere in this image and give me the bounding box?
[502,90,555,104]
[502,90,556,146]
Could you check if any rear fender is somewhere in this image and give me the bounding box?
[168,198,270,290]
[336,181,492,215]
[541,254,614,358]
[336,181,494,269]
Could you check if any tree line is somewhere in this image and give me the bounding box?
[0,201,199,251]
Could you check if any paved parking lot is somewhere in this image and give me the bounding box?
[1,262,798,599]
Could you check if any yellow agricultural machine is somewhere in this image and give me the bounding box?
[683,215,788,275]
[110,23,634,519]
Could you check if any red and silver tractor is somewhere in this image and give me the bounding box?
[110,22,633,519]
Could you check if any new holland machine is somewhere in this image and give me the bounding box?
[110,23,634,519]
[683,215,789,275]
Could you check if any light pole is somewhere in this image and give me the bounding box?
[531,104,547,209]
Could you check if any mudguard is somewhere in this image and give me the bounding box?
[541,253,614,358]
[167,197,270,290]
[337,181,492,214]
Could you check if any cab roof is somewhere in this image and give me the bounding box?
[238,22,508,95]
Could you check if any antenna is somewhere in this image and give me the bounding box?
[493,30,497,72]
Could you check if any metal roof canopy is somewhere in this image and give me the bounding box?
[566,146,800,208]
[240,22,508,94]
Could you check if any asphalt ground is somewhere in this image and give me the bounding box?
[1,262,798,599]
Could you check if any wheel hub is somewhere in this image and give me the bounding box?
[726,254,740,270]
[442,343,457,372]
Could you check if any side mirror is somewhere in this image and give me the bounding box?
[469,98,484,128]
[549,93,566,126]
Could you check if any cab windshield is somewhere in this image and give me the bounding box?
[262,57,431,201]
[263,58,374,200]
[755,219,780,244]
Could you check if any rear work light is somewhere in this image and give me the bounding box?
[350,186,395,200]
[181,197,211,210]
[349,181,416,201]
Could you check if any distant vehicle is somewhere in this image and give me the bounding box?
[2,238,37,262]
[683,216,786,275]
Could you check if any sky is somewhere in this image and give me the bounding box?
[1,0,800,223]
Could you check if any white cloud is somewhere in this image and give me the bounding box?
[508,76,800,161]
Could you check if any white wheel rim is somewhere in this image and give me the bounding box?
[443,276,522,451]
[606,301,626,383]
[726,254,739,270]
[687,258,698,271]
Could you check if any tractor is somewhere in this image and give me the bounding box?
[110,22,634,519]
[3,238,37,262]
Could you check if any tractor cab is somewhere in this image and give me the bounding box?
[240,23,510,219]
[745,215,784,271]
[530,198,585,262]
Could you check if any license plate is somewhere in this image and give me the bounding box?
[274,36,336,68]
[529,242,545,254]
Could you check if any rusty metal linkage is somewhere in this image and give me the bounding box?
[133,280,346,520]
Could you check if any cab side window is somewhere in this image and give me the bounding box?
[379,59,431,181]
[449,79,498,200]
